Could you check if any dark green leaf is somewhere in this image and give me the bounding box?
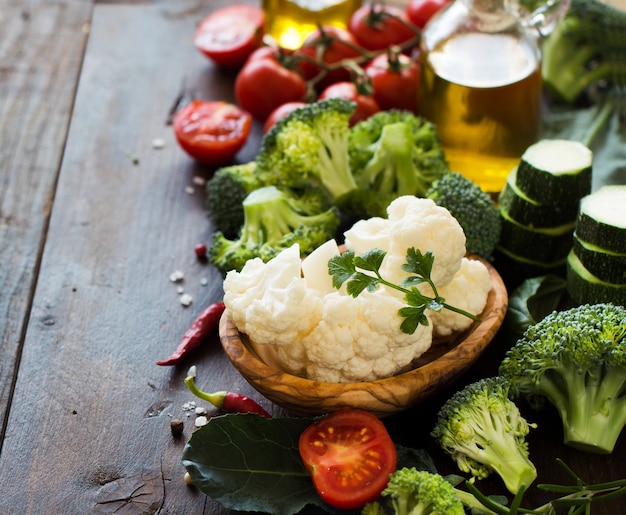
[328,250,357,290]
[353,248,386,273]
[401,248,434,279]
[346,273,379,297]
[400,275,426,288]
[182,413,334,515]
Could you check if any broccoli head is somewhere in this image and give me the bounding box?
[499,303,626,454]
[431,376,537,495]
[542,0,626,104]
[426,171,502,261]
[205,161,266,239]
[255,98,357,205]
[208,185,340,274]
[347,110,449,218]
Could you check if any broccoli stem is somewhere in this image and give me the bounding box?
[313,125,357,202]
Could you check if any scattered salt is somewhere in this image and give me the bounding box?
[169,270,184,283]
[185,186,195,195]
[195,416,208,427]
[180,293,193,307]
[152,138,165,149]
[192,176,206,186]
[200,277,208,286]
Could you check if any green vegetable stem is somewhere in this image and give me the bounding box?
[329,247,481,335]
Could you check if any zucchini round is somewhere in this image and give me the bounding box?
[576,185,626,254]
[567,251,626,306]
[572,232,626,285]
[498,167,579,228]
[515,139,592,205]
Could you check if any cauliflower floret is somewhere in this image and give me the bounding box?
[223,244,323,348]
[344,217,391,255]
[428,257,492,337]
[302,289,433,383]
[382,196,466,289]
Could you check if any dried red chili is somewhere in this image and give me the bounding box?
[156,301,225,366]
[184,366,271,418]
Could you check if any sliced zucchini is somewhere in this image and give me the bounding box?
[567,251,626,306]
[515,139,592,204]
[576,185,626,254]
[495,246,566,289]
[572,232,626,285]
[498,167,579,228]
[499,208,575,263]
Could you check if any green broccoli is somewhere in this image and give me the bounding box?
[205,161,266,239]
[499,303,626,454]
[208,185,340,274]
[256,98,358,205]
[426,171,502,261]
[542,0,626,104]
[431,376,537,495]
[347,110,449,219]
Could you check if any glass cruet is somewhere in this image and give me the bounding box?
[417,0,570,194]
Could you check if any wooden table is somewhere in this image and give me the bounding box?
[1,1,624,513]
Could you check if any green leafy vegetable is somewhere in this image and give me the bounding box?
[329,247,480,334]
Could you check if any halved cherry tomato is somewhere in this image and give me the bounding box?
[406,0,451,29]
[348,4,417,51]
[235,54,307,121]
[173,100,252,165]
[366,50,420,112]
[319,81,380,126]
[263,101,308,134]
[296,26,363,91]
[194,5,265,69]
[299,409,397,510]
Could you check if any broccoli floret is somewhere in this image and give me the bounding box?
[205,162,266,238]
[347,110,449,218]
[208,185,340,274]
[426,171,502,261]
[542,0,626,104]
[431,376,537,495]
[256,98,358,205]
[499,303,626,454]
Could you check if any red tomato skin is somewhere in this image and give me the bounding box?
[319,82,380,126]
[173,100,252,166]
[235,57,307,121]
[263,101,308,134]
[348,5,417,51]
[299,409,397,510]
[366,52,420,113]
[194,5,266,69]
[406,0,451,29]
[296,26,362,90]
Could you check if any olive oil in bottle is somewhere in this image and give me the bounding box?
[262,0,363,49]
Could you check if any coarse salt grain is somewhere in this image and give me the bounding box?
[192,176,206,186]
[177,286,185,294]
[200,277,208,286]
[169,270,184,283]
[195,406,206,415]
[152,138,165,149]
[180,293,193,307]
[182,401,197,411]
[195,416,208,427]
[185,186,195,195]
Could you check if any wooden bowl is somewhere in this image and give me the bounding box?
[219,256,508,417]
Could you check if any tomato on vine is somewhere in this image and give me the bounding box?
[348,4,418,51]
[299,409,397,510]
[365,50,420,112]
[262,101,308,133]
[319,81,380,126]
[406,0,451,29]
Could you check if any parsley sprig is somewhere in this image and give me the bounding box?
[329,247,481,335]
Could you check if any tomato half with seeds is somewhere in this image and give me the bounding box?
[299,409,397,510]
[194,5,265,69]
[173,100,252,165]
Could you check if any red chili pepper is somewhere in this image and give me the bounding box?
[156,301,225,366]
[184,366,272,418]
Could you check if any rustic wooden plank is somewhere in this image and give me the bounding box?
[0,1,267,513]
[0,1,91,440]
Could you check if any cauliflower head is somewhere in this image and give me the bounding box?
[223,244,324,349]
[382,196,466,289]
[303,289,433,383]
[428,257,491,337]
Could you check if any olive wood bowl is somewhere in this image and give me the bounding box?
[219,255,508,417]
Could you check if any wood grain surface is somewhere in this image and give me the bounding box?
[1,1,625,514]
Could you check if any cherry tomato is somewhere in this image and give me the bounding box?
[348,4,417,51]
[235,55,307,121]
[263,101,308,134]
[299,409,397,510]
[406,0,451,29]
[365,51,420,112]
[319,82,380,126]
[194,5,265,69]
[296,26,362,90]
[173,100,252,165]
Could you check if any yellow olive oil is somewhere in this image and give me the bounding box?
[262,0,363,49]
[418,32,542,194]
